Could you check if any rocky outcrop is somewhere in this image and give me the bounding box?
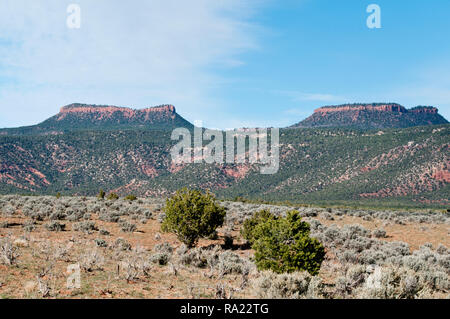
[409,106,439,114]
[314,103,407,114]
[1,103,192,135]
[58,104,177,121]
[293,103,448,129]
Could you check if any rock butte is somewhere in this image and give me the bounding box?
[314,104,438,114]
[57,104,176,121]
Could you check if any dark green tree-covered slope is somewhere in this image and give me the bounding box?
[0,118,448,208]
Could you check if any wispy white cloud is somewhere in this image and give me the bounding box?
[0,0,265,128]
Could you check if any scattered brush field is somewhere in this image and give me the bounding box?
[0,195,448,299]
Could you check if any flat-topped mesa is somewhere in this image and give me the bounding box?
[1,103,189,135]
[59,103,175,117]
[314,103,407,114]
[409,106,439,114]
[19,102,196,132]
[293,103,448,129]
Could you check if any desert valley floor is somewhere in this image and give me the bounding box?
[0,195,448,299]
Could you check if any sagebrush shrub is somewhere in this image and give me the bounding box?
[79,248,105,272]
[45,221,66,232]
[0,237,19,266]
[252,271,322,299]
[94,238,108,247]
[372,229,387,238]
[23,220,36,232]
[73,221,98,234]
[113,238,132,251]
[355,266,425,299]
[99,229,110,236]
[176,245,209,268]
[161,188,226,247]
[120,221,137,233]
[216,251,252,278]
[150,242,173,265]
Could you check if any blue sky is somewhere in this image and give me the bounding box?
[1,0,449,129]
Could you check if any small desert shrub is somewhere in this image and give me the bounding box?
[80,248,105,272]
[121,258,142,282]
[143,209,153,219]
[320,212,334,221]
[223,233,233,249]
[124,195,137,201]
[45,221,66,232]
[0,237,20,266]
[120,221,137,233]
[176,245,209,268]
[121,247,152,281]
[150,242,173,265]
[161,188,226,248]
[52,244,70,262]
[354,266,426,299]
[49,211,66,221]
[343,236,373,253]
[216,251,252,278]
[23,220,36,232]
[208,230,219,240]
[97,189,105,199]
[0,221,11,228]
[36,276,52,298]
[241,209,277,244]
[436,244,448,255]
[252,211,325,275]
[252,271,321,299]
[67,211,84,222]
[334,265,367,297]
[113,238,132,251]
[373,229,387,238]
[99,229,110,236]
[73,221,98,234]
[31,211,45,221]
[94,238,108,248]
[1,205,15,216]
[342,224,370,239]
[107,193,119,200]
[157,212,166,223]
[99,213,121,223]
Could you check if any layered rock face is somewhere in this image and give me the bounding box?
[293,103,448,129]
[314,103,407,114]
[57,104,177,121]
[1,103,192,135]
